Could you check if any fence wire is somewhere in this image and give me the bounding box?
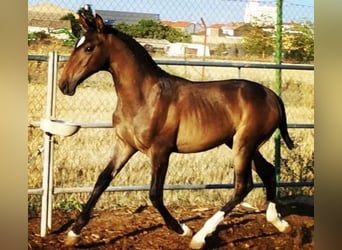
[28,0,314,212]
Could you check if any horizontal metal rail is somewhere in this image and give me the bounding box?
[28,121,314,129]
[287,123,314,129]
[155,60,314,71]
[28,54,49,61]
[28,181,314,195]
[28,54,314,71]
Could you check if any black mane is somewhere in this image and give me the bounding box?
[103,25,164,75]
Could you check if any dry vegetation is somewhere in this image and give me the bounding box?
[28,39,314,214]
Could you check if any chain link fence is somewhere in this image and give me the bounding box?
[28,0,314,214]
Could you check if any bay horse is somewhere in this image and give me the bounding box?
[59,13,294,249]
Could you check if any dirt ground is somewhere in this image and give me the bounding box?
[28,201,313,250]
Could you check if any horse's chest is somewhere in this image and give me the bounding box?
[113,109,167,151]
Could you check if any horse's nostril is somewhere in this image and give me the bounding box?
[59,81,76,96]
[59,81,68,94]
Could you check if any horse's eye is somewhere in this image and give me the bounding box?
[85,46,94,52]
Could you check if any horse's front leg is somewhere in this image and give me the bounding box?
[65,140,136,246]
[149,149,192,237]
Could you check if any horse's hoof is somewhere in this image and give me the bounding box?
[189,238,205,249]
[270,218,291,233]
[65,230,80,246]
[278,220,291,233]
[181,223,193,237]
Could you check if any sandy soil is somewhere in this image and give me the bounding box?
[28,201,313,249]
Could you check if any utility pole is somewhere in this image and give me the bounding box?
[200,17,207,80]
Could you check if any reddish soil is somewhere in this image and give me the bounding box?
[28,202,313,249]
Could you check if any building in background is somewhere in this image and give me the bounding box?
[244,0,276,25]
[166,42,210,57]
[95,9,160,25]
[161,20,202,34]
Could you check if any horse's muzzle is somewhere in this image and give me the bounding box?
[59,80,76,96]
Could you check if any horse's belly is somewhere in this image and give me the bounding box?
[176,126,233,153]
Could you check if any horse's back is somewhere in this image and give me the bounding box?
[177,78,279,120]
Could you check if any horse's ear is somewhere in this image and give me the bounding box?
[95,14,104,33]
[79,13,90,31]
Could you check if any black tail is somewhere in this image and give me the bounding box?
[276,95,294,150]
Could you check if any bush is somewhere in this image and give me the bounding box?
[283,22,314,63]
[114,19,191,43]
[28,31,50,41]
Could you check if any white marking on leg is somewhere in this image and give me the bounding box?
[76,36,86,48]
[180,223,193,237]
[266,202,290,232]
[190,211,225,249]
[240,201,259,211]
[65,230,80,246]
[67,230,80,238]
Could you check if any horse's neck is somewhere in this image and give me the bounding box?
[108,41,162,110]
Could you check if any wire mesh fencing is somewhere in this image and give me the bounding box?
[28,0,314,212]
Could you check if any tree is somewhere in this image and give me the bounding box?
[242,22,275,59]
[283,22,314,63]
[114,19,191,43]
[60,13,82,38]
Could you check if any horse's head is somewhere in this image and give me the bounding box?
[59,14,109,96]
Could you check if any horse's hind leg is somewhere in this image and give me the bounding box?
[149,150,192,237]
[190,138,254,249]
[252,151,290,232]
[65,141,136,246]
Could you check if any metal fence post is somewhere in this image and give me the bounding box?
[48,51,58,230]
[274,0,283,199]
[40,51,57,237]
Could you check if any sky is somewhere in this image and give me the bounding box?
[28,0,314,25]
